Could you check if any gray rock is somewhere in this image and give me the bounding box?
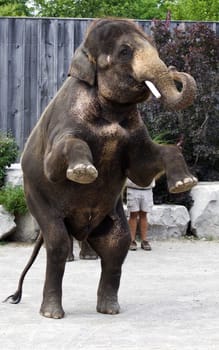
[6,163,23,186]
[0,205,16,240]
[148,204,190,239]
[10,212,40,242]
[190,182,219,239]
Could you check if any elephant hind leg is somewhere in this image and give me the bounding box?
[79,240,98,260]
[96,262,123,315]
[95,239,130,315]
[88,205,130,314]
[39,221,70,319]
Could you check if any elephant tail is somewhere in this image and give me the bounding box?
[3,231,44,304]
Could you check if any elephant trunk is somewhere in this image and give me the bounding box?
[151,66,197,111]
[133,47,197,111]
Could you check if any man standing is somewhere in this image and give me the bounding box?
[126,178,155,251]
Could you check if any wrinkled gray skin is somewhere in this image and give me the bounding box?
[7,19,197,319]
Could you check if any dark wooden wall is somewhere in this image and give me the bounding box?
[0,17,218,153]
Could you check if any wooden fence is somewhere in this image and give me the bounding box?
[0,17,218,153]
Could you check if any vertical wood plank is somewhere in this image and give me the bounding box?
[0,18,9,132]
[36,18,42,123]
[23,18,38,147]
[7,18,25,152]
[39,18,58,113]
[57,19,74,89]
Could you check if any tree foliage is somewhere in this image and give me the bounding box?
[0,0,31,16]
[32,0,168,19]
[167,0,219,21]
[0,0,218,21]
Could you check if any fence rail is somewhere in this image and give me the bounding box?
[0,17,218,153]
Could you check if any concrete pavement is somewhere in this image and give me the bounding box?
[1,239,219,350]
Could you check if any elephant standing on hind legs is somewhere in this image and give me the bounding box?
[4,18,197,319]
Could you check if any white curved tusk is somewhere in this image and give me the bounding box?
[145,80,161,99]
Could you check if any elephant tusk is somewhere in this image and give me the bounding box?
[145,81,161,99]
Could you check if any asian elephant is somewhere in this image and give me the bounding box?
[5,18,197,319]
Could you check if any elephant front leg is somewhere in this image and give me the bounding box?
[44,135,98,184]
[160,145,198,193]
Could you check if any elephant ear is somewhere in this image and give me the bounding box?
[68,44,96,86]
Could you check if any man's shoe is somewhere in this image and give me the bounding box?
[141,240,152,251]
[129,241,137,251]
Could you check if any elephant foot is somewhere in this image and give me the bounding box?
[96,296,120,315]
[79,241,98,260]
[79,251,98,260]
[169,176,198,193]
[40,300,65,319]
[66,163,98,184]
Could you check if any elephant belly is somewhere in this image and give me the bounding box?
[64,206,113,241]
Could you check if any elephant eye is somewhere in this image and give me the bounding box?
[119,45,133,60]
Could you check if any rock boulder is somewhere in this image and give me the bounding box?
[6,163,23,186]
[148,204,190,239]
[190,182,219,239]
[0,205,16,240]
[10,212,40,242]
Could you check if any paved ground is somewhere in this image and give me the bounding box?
[0,239,219,350]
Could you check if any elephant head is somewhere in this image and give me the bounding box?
[69,19,196,110]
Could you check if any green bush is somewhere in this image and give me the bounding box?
[152,131,172,145]
[0,185,28,216]
[0,132,19,187]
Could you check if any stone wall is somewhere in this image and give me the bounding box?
[1,164,219,241]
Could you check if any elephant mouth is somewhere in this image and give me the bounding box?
[129,74,158,98]
[131,77,161,100]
